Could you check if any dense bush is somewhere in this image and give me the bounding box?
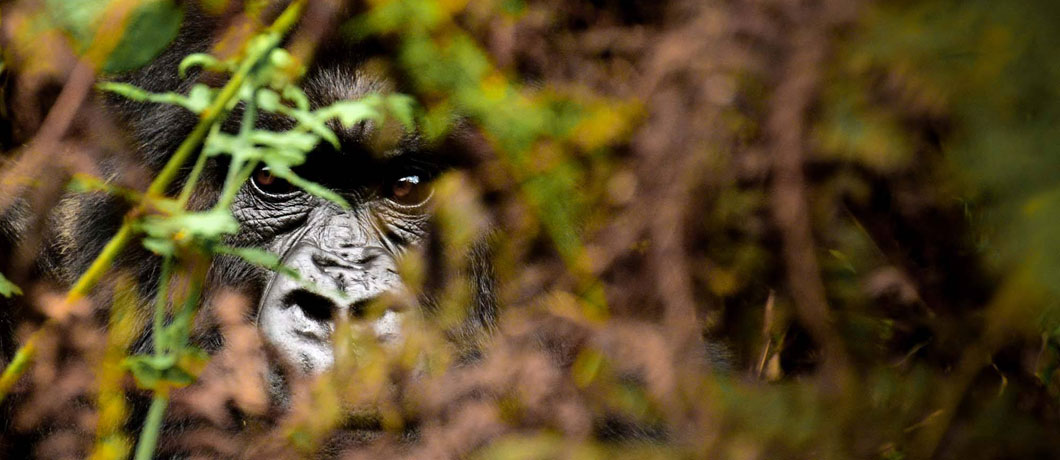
[1,0,1060,458]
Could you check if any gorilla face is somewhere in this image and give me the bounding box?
[240,151,437,374]
[28,8,487,382]
[199,58,447,375]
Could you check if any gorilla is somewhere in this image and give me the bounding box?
[0,1,495,403]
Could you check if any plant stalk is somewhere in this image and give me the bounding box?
[153,257,174,354]
[132,389,170,460]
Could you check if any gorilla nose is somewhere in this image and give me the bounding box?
[257,241,406,374]
[267,242,401,318]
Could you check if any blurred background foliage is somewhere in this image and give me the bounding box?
[1,0,1060,459]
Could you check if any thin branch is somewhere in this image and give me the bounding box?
[767,26,853,392]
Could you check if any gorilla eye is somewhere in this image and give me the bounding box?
[251,166,296,196]
[387,174,432,207]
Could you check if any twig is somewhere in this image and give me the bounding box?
[767,26,854,393]
[0,61,96,216]
[754,290,776,379]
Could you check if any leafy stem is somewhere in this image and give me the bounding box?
[153,256,174,354]
[0,0,308,405]
[132,389,170,460]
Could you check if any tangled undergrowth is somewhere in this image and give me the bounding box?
[2,0,1060,459]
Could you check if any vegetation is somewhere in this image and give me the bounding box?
[2,0,1060,458]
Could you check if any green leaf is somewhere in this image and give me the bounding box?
[256,89,283,112]
[250,130,320,154]
[103,0,184,73]
[47,0,182,73]
[283,107,341,148]
[125,355,171,390]
[178,53,233,78]
[283,86,311,111]
[257,145,303,166]
[124,347,208,390]
[184,84,215,113]
[174,347,209,380]
[501,0,527,15]
[98,82,212,114]
[315,97,384,128]
[141,237,176,257]
[97,81,152,100]
[385,93,417,130]
[170,209,240,239]
[268,48,295,72]
[217,246,280,267]
[45,0,108,48]
[138,208,240,254]
[203,130,257,160]
[0,272,22,298]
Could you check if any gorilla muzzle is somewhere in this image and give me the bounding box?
[257,240,405,374]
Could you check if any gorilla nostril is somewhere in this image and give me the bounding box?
[284,289,337,323]
[348,299,372,319]
[282,289,378,322]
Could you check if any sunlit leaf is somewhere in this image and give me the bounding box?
[250,130,321,153]
[179,52,233,78]
[138,208,240,255]
[283,106,341,148]
[124,347,208,390]
[315,97,384,128]
[0,272,22,298]
[184,84,214,113]
[97,82,211,114]
[256,88,282,112]
[385,93,417,130]
[283,86,311,110]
